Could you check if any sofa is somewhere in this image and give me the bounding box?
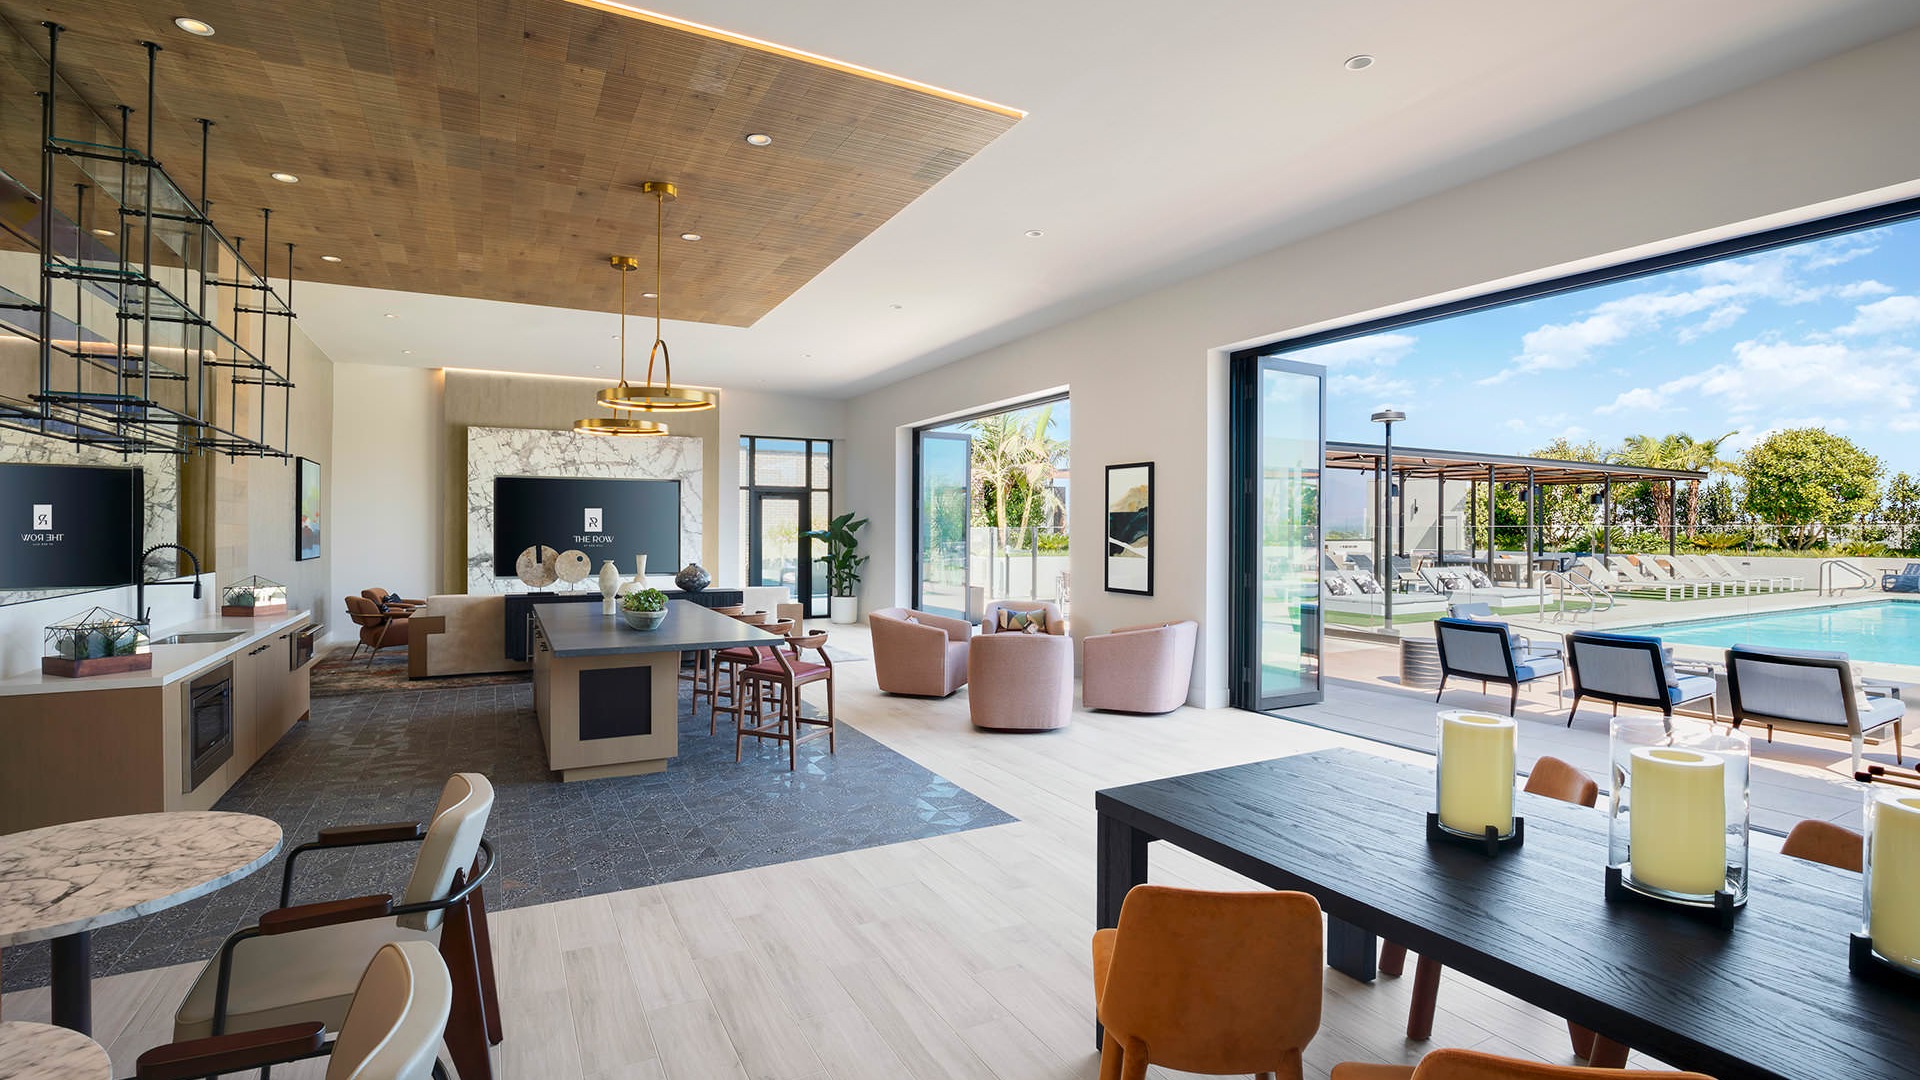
[869,607,971,697]
[1082,620,1199,714]
[407,594,530,678]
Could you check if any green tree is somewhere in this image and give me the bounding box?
[1882,472,1920,551]
[1529,437,1608,548]
[1739,428,1882,548]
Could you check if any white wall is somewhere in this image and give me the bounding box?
[328,364,444,639]
[842,25,1920,708]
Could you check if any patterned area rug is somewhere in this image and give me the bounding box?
[310,645,531,696]
[2,671,1011,991]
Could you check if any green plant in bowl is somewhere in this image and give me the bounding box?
[621,588,669,630]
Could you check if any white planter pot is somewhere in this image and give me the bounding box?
[830,596,858,624]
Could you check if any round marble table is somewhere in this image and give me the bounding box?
[0,812,282,1035]
[0,1021,111,1079]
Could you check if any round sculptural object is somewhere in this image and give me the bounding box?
[515,545,558,589]
[674,563,711,593]
[556,549,592,585]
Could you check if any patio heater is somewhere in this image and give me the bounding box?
[1373,409,1406,628]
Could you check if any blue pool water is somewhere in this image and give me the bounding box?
[1629,601,1920,666]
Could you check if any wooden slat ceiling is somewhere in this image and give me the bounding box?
[0,1,1020,325]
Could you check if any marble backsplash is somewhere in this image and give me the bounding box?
[1,434,179,608]
[466,425,702,594]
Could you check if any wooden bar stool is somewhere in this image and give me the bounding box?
[696,611,769,716]
[736,632,834,770]
[708,617,792,734]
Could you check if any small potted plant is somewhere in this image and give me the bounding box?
[621,587,669,631]
[43,607,152,677]
[222,575,288,616]
[803,512,869,624]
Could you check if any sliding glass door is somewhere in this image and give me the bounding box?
[916,431,972,619]
[1232,356,1325,710]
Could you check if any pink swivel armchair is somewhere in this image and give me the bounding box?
[869,607,971,697]
[1083,620,1199,714]
[980,600,1066,636]
[969,630,1074,732]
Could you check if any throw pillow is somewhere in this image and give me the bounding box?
[1466,570,1494,588]
[1324,577,1352,597]
[1436,572,1464,592]
[1354,576,1382,595]
[996,608,1049,634]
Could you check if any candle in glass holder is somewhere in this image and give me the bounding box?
[1436,711,1516,837]
[1868,791,1920,972]
[1629,747,1726,896]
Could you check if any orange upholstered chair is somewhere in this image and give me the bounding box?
[1781,818,1864,872]
[1091,885,1323,1080]
[1381,756,1616,1062]
[344,595,412,667]
[1330,1047,1715,1080]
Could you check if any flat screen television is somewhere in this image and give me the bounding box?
[0,462,142,589]
[491,475,681,578]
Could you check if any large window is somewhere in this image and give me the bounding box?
[738,437,832,618]
[912,397,1070,621]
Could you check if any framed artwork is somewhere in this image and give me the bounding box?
[1105,461,1153,595]
[296,457,322,561]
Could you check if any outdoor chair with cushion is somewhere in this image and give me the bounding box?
[1725,644,1906,773]
[1564,631,1717,729]
[1884,563,1920,593]
[1446,603,1561,658]
[1082,620,1199,714]
[868,607,971,697]
[1709,553,1800,590]
[1432,618,1565,716]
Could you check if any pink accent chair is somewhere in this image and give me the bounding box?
[980,600,1066,635]
[969,631,1074,732]
[1083,620,1199,714]
[868,607,971,697]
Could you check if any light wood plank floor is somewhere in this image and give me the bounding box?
[3,624,1688,1078]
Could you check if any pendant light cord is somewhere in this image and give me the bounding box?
[618,255,628,387]
[646,187,673,391]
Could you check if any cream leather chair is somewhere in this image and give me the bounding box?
[139,941,453,1080]
[175,773,499,1080]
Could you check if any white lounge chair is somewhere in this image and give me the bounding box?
[1576,555,1689,600]
[1708,553,1800,590]
[1648,554,1729,596]
[1621,554,1705,598]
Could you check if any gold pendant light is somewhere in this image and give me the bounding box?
[598,181,718,414]
[574,254,671,437]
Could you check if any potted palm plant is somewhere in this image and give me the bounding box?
[804,512,869,624]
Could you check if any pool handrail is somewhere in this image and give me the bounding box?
[1818,559,1874,597]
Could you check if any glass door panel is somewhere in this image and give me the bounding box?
[749,492,804,602]
[1234,357,1324,710]
[917,431,971,619]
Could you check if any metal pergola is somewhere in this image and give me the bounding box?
[1325,440,1707,593]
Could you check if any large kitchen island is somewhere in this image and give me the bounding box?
[531,600,777,781]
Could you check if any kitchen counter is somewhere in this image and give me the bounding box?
[0,609,312,697]
[533,600,771,657]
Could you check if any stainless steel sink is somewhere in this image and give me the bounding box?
[158,631,246,645]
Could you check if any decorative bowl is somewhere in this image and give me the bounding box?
[622,607,667,631]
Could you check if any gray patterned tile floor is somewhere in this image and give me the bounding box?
[2,676,1013,991]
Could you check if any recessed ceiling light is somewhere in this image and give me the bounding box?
[642,292,658,299]
[383,313,398,319]
[889,303,903,310]
[270,171,299,183]
[173,17,215,36]
[320,254,342,263]
[1023,229,1044,238]
[1344,54,1375,71]
[743,133,772,147]
[402,349,414,355]
[679,233,701,242]
[90,227,115,238]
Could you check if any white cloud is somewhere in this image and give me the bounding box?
[1677,304,1746,343]
[1503,418,1528,431]
[1595,387,1670,415]
[1838,296,1920,337]
[1288,333,1417,368]
[1838,280,1896,299]
[1327,371,1414,399]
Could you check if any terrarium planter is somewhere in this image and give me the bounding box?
[43,607,152,678]
[221,575,288,617]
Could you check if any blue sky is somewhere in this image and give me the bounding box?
[1286,219,1920,476]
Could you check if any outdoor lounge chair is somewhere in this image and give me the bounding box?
[1620,555,1704,598]
[1390,556,1436,593]
[1432,617,1565,716]
[1710,553,1799,590]
[1564,631,1717,729]
[1647,554,1727,596]
[1669,554,1749,594]
[1725,645,1906,774]
[1883,563,1920,593]
[1575,555,1687,600]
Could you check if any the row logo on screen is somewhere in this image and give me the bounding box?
[21,502,62,545]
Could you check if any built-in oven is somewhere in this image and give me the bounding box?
[183,662,233,792]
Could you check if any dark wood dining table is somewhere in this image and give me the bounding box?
[1094,747,1920,1080]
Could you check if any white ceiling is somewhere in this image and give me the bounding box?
[291,0,1920,397]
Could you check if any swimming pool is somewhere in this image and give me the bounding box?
[1629,600,1920,666]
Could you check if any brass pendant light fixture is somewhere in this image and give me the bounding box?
[598,181,718,414]
[574,254,671,437]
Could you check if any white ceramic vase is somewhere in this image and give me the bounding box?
[634,554,648,579]
[598,560,621,614]
[830,596,858,624]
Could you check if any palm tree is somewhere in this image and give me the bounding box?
[964,406,1067,592]
[1611,434,1686,539]
[1675,431,1737,537]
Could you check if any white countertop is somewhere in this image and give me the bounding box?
[0,609,312,698]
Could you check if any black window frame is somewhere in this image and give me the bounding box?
[739,435,833,617]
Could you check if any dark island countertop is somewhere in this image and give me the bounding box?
[532,600,777,657]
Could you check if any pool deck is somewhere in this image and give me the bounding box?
[1304,584,1913,833]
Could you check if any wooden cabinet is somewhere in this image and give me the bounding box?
[235,620,309,756]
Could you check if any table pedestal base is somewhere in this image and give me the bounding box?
[49,931,91,1034]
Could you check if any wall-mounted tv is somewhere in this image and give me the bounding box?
[491,476,680,577]
[0,463,142,589]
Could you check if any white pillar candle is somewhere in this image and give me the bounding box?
[1629,747,1726,896]
[1437,711,1516,836]
[1869,792,1920,972]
